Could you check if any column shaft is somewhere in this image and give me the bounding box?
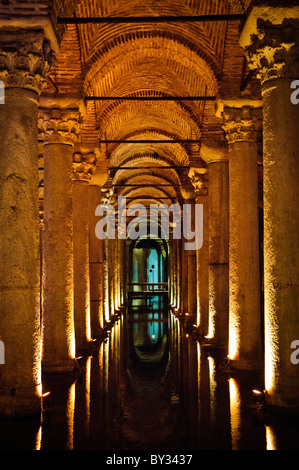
[223,106,263,370]
[196,192,209,335]
[263,78,299,406]
[0,27,55,415]
[42,141,75,371]
[207,160,229,350]
[239,6,299,407]
[0,88,41,415]
[73,179,91,353]
[228,139,262,369]
[88,185,104,334]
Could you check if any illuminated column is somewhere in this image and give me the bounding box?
[181,233,189,314]
[88,184,105,334]
[187,247,197,318]
[189,168,209,334]
[39,104,82,372]
[0,29,55,415]
[240,5,299,407]
[72,152,96,353]
[186,198,197,319]
[201,143,229,350]
[172,236,178,308]
[222,105,263,370]
[175,238,180,310]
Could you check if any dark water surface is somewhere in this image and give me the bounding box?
[1,305,299,451]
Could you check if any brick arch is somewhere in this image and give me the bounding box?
[84,35,219,97]
[108,133,190,169]
[98,101,200,144]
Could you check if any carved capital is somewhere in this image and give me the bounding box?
[38,107,82,146]
[241,14,299,83]
[222,106,262,144]
[72,152,96,181]
[101,188,114,204]
[188,167,209,196]
[0,28,55,94]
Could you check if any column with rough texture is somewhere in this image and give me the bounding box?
[201,143,229,351]
[88,184,105,335]
[223,105,262,370]
[189,168,209,335]
[240,4,299,408]
[39,105,81,372]
[0,29,55,416]
[72,152,96,354]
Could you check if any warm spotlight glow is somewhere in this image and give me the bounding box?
[37,383,43,398]
[86,304,91,342]
[266,426,278,450]
[35,426,42,451]
[264,304,280,394]
[229,377,241,450]
[228,312,240,361]
[66,382,75,450]
[208,356,216,423]
[86,356,91,424]
[207,281,216,339]
[252,389,262,395]
[207,299,216,339]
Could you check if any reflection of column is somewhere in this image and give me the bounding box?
[240,6,299,408]
[39,105,82,372]
[222,105,262,370]
[0,29,55,416]
[202,144,229,350]
[189,168,209,333]
[72,152,96,353]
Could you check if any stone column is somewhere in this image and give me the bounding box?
[88,184,105,334]
[222,105,263,370]
[240,5,299,407]
[0,29,55,416]
[39,105,82,372]
[201,143,229,351]
[189,168,209,335]
[72,152,96,354]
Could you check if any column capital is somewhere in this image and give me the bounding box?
[72,152,96,182]
[222,106,262,144]
[38,106,82,146]
[199,141,228,164]
[189,167,209,196]
[0,28,55,94]
[240,3,299,83]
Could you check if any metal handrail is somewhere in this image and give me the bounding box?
[128,282,168,292]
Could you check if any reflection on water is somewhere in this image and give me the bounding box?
[1,302,299,450]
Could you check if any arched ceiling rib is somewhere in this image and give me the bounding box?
[46,0,260,210]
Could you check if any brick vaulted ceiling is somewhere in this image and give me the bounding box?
[39,0,260,205]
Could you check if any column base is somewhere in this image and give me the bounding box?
[264,393,299,414]
[226,356,263,371]
[202,336,227,353]
[42,359,75,374]
[0,388,41,418]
